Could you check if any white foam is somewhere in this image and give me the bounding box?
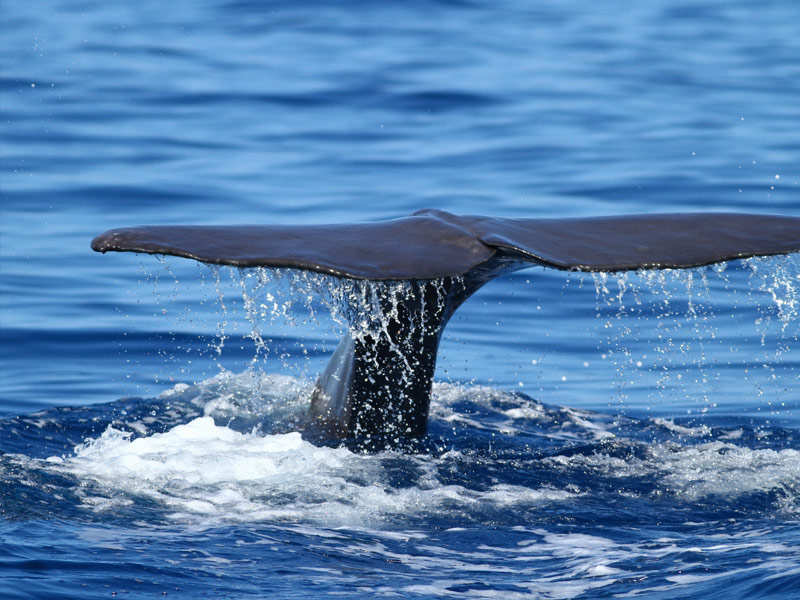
[35,372,798,528]
[159,369,312,423]
[653,417,711,437]
[431,382,617,440]
[49,416,577,526]
[546,440,800,508]
[655,443,800,502]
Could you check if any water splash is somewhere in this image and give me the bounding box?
[131,254,799,426]
[745,254,800,336]
[590,255,800,416]
[26,378,798,528]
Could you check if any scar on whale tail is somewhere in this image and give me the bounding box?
[92,209,800,448]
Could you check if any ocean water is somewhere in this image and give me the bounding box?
[2,1,800,598]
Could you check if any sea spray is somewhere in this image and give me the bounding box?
[590,255,800,416]
[131,253,799,424]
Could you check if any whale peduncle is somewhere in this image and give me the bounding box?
[306,258,523,449]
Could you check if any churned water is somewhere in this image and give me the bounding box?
[2,1,800,598]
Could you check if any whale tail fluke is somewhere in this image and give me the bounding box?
[92,210,800,277]
[92,210,800,448]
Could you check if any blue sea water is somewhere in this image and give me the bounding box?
[2,1,800,598]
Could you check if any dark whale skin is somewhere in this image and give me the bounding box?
[93,210,800,278]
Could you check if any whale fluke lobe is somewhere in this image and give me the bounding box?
[92,210,800,448]
[91,213,495,279]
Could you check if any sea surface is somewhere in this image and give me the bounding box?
[2,1,800,598]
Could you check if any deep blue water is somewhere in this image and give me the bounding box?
[2,1,800,598]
